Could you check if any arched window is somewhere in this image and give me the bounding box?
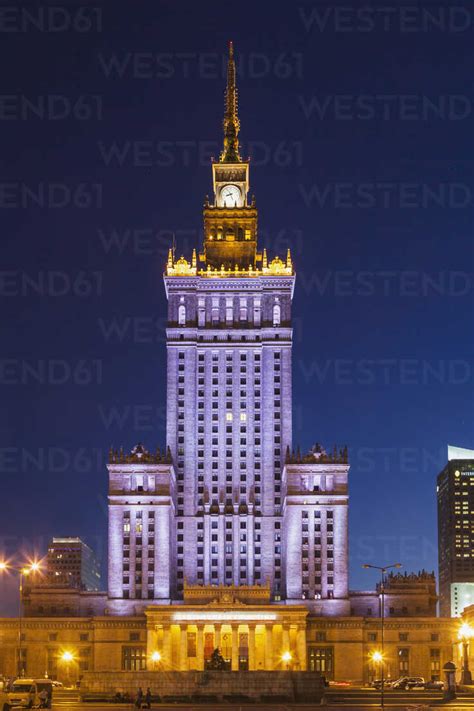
[178,304,186,326]
[273,303,281,326]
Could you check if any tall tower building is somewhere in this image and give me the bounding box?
[107,43,349,618]
[164,42,294,599]
[438,445,474,616]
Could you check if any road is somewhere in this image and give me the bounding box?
[49,687,474,710]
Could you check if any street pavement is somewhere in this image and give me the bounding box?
[48,686,474,710]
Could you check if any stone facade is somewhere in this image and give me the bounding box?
[0,611,455,685]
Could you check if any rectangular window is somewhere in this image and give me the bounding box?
[122,647,146,671]
[308,647,334,679]
[430,648,441,680]
[398,648,409,674]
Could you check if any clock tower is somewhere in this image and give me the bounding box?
[202,41,259,271]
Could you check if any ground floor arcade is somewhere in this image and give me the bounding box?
[145,605,307,672]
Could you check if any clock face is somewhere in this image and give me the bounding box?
[221,184,241,207]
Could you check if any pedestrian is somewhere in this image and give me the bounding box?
[135,687,143,708]
[145,687,152,709]
[38,688,48,708]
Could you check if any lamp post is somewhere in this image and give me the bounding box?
[150,651,161,671]
[363,562,402,709]
[370,649,383,685]
[0,560,41,677]
[61,651,74,687]
[282,651,292,671]
[458,623,473,685]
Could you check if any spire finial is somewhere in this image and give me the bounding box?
[220,41,242,163]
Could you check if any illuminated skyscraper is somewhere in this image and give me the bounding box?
[107,43,349,617]
[47,537,101,591]
[438,445,474,616]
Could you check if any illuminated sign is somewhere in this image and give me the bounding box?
[172,611,277,622]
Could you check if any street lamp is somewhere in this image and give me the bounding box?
[370,650,384,685]
[363,562,402,709]
[61,651,74,687]
[0,559,42,677]
[458,623,473,685]
[150,651,161,670]
[282,651,292,671]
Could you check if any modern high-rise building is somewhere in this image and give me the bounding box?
[438,445,474,616]
[46,537,101,591]
[107,42,350,625]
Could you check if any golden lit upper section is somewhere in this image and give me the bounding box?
[166,247,293,277]
[164,43,295,279]
[220,41,241,164]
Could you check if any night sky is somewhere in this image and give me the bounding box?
[1,1,473,614]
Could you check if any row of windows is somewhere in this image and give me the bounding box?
[177,300,282,327]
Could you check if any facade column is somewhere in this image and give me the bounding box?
[197,626,204,671]
[282,625,290,659]
[248,625,256,671]
[296,626,307,671]
[163,627,172,670]
[265,625,273,670]
[231,626,239,671]
[180,626,188,671]
[214,625,221,651]
[146,624,156,664]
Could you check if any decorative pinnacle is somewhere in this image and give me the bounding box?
[220,41,242,163]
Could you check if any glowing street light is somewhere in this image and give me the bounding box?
[150,650,161,670]
[0,559,42,676]
[363,562,402,709]
[282,651,292,670]
[458,622,473,685]
[371,650,383,664]
[61,651,74,686]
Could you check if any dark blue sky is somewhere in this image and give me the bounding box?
[1,1,473,613]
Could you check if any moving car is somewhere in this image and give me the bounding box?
[391,676,425,690]
[371,679,394,689]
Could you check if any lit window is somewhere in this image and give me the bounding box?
[226,412,233,421]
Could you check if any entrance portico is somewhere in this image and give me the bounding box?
[145,586,308,672]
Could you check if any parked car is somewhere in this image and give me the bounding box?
[0,680,10,711]
[51,681,63,688]
[425,679,444,690]
[371,679,394,689]
[391,676,425,690]
[8,680,35,708]
[8,679,53,708]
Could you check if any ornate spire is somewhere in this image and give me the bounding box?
[220,41,242,163]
